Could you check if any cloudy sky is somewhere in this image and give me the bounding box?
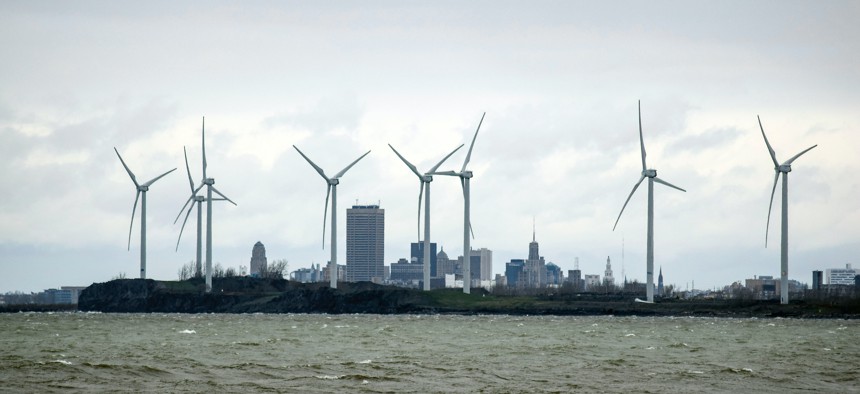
[1,1,858,293]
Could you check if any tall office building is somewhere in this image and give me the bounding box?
[826,264,860,285]
[604,256,614,286]
[473,248,493,281]
[250,241,268,277]
[346,204,385,282]
[411,242,437,277]
[526,228,546,287]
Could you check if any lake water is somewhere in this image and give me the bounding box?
[1,313,857,392]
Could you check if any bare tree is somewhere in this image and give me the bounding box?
[177,261,196,280]
[260,259,288,279]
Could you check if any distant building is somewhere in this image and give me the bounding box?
[390,258,423,283]
[567,269,583,291]
[411,242,437,277]
[346,205,385,282]
[604,256,614,287]
[436,247,456,277]
[826,264,860,285]
[657,267,664,296]
[291,264,322,283]
[584,274,601,290]
[473,248,493,281]
[812,270,823,291]
[250,241,267,277]
[546,263,562,285]
[506,259,526,287]
[525,230,546,287]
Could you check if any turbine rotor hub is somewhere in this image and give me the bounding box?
[194,195,205,202]
[462,171,473,179]
[778,164,792,173]
[643,169,657,177]
[329,178,339,186]
[423,175,432,182]
[203,178,215,185]
[138,185,149,192]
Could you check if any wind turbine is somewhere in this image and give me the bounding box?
[430,112,485,294]
[114,147,176,279]
[293,145,371,289]
[388,143,464,291]
[758,115,817,305]
[192,117,237,292]
[174,146,231,278]
[612,101,686,303]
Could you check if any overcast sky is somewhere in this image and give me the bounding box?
[2,1,858,293]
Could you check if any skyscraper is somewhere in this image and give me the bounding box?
[250,241,267,277]
[657,267,664,296]
[410,242,437,277]
[346,204,384,282]
[526,226,545,287]
[604,256,614,287]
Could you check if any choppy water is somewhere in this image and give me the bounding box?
[1,313,858,393]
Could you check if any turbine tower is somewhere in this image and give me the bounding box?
[191,117,237,292]
[114,148,176,279]
[388,143,464,291]
[174,146,231,278]
[612,101,685,303]
[758,115,817,305]
[293,145,371,289]
[431,112,486,294]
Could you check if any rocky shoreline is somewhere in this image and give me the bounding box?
[54,278,858,318]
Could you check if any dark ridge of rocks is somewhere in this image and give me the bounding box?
[69,278,860,318]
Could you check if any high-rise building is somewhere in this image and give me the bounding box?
[812,270,823,290]
[436,247,455,277]
[390,258,423,283]
[546,262,562,285]
[584,274,601,290]
[346,205,385,282]
[826,264,860,285]
[506,259,526,287]
[473,248,493,281]
[604,256,614,286]
[250,241,268,277]
[411,242,437,277]
[657,267,664,295]
[526,229,546,287]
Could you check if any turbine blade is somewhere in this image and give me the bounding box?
[175,202,195,251]
[461,112,485,172]
[638,101,647,171]
[417,181,424,242]
[334,150,371,179]
[388,144,422,179]
[613,175,645,231]
[210,186,237,206]
[653,176,686,192]
[142,168,177,187]
[183,146,195,193]
[202,117,207,180]
[784,144,818,166]
[469,221,475,239]
[114,147,139,187]
[128,190,140,250]
[293,145,329,180]
[758,115,779,167]
[429,144,465,173]
[322,185,331,249]
[174,194,195,224]
[765,171,779,248]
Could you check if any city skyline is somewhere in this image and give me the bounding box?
[1,2,859,293]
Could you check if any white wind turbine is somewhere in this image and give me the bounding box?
[613,101,686,303]
[191,117,237,292]
[758,115,817,305]
[293,145,371,289]
[430,112,485,294]
[388,143,464,291]
[114,147,176,279]
[174,145,232,278]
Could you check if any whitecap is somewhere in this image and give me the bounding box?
[362,380,369,384]
[179,329,196,334]
[358,360,372,364]
[687,370,704,374]
[625,333,636,337]
[53,359,72,365]
[315,375,343,380]
[742,368,753,373]
[646,346,655,350]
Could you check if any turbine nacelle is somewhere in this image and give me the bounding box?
[778,164,792,173]
[138,185,150,192]
[328,178,340,186]
[422,175,433,182]
[203,178,215,186]
[194,195,205,202]
[462,171,473,179]
[642,169,657,178]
